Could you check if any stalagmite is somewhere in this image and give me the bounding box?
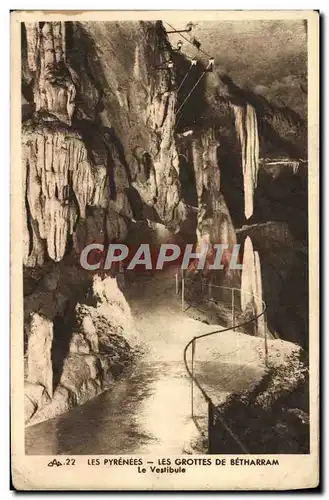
[241,236,255,313]
[27,313,53,398]
[233,104,259,220]
[241,235,265,337]
[254,250,265,336]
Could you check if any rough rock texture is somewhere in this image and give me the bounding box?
[22,123,102,265]
[236,220,308,347]
[177,127,237,286]
[236,220,299,250]
[25,22,76,125]
[22,20,196,425]
[213,344,309,453]
[22,20,307,260]
[23,21,100,266]
[191,128,236,245]
[75,276,135,349]
[22,21,194,269]
[182,329,308,453]
[25,275,134,426]
[24,381,51,424]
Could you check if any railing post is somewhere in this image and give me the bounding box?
[191,338,195,419]
[181,274,185,312]
[208,401,214,454]
[208,276,212,300]
[264,314,269,367]
[232,288,235,331]
[175,271,179,295]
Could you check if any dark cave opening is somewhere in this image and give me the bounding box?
[178,154,198,208]
[216,141,245,228]
[260,249,309,351]
[253,165,308,243]
[172,51,207,132]
[51,313,73,393]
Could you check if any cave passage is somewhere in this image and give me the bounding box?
[51,314,72,393]
[25,271,265,455]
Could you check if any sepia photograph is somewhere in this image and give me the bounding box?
[11,10,319,490]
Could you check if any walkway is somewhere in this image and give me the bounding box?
[25,271,266,455]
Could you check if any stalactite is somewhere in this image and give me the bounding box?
[189,128,237,249]
[91,165,108,208]
[22,126,95,263]
[233,103,259,220]
[26,21,77,126]
[24,218,46,268]
[142,38,186,229]
[72,160,95,218]
[133,45,140,80]
[25,23,40,72]
[191,138,204,202]
[190,128,220,208]
[22,20,195,262]
[259,158,301,176]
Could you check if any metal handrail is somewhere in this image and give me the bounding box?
[181,276,267,453]
[183,295,267,398]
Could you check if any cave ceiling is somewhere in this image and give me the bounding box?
[167,20,307,120]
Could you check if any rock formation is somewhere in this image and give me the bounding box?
[25,275,134,426]
[22,21,190,268]
[214,340,308,453]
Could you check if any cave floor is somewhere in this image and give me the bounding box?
[25,270,265,455]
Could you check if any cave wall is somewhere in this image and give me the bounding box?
[25,274,135,426]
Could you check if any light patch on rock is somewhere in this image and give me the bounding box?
[233,103,259,219]
[241,236,266,337]
[24,381,51,424]
[26,313,53,398]
[69,332,91,355]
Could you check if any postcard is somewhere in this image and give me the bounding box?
[11,10,319,490]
